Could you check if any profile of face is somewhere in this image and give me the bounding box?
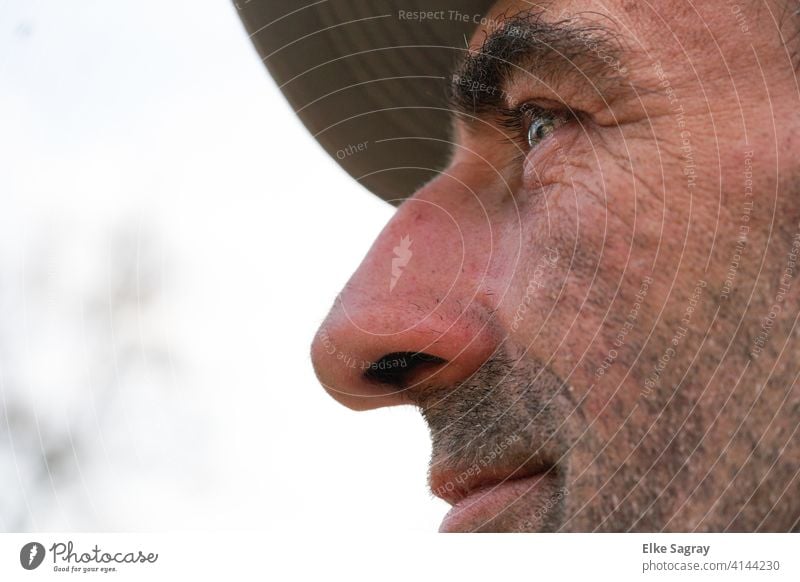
[310,0,800,532]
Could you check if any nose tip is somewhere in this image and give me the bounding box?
[310,310,498,411]
[310,176,501,410]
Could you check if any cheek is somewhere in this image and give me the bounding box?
[519,128,637,260]
[500,158,647,368]
[524,157,639,294]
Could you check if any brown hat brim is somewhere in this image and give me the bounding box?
[236,0,495,205]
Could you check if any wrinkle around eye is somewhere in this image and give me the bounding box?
[521,125,582,192]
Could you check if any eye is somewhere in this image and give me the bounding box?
[525,107,569,150]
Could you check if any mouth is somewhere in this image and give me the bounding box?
[430,462,560,532]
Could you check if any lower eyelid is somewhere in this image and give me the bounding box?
[522,124,578,183]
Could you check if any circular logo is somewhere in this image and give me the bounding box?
[20,542,45,570]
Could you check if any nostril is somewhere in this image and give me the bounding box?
[363,352,447,388]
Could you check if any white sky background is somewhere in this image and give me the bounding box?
[0,0,447,531]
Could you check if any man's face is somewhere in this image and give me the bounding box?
[311,0,800,532]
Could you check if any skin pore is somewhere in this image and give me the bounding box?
[310,0,800,531]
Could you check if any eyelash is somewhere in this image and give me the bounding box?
[498,102,571,153]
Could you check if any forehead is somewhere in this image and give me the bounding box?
[475,0,723,35]
[468,0,767,71]
[471,0,639,43]
[458,0,800,119]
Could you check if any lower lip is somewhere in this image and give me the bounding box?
[439,472,553,533]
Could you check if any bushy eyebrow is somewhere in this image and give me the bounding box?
[449,10,628,118]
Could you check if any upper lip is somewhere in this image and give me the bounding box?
[429,460,555,506]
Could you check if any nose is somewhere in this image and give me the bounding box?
[310,175,503,410]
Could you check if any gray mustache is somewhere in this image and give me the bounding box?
[414,355,576,471]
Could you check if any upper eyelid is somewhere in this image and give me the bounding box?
[496,103,570,137]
